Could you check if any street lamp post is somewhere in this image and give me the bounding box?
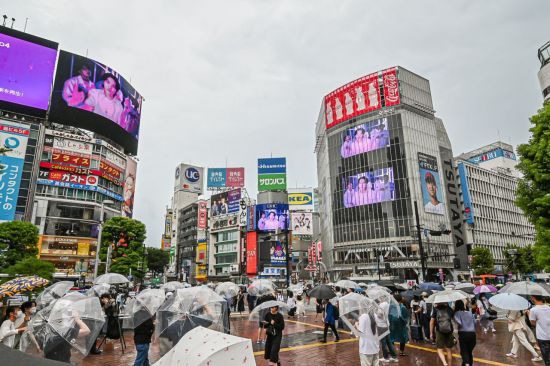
[507,248,519,281]
[93,200,114,280]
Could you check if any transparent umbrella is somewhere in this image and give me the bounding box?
[338,293,389,339]
[215,282,240,298]
[93,273,129,285]
[129,289,166,328]
[335,280,359,290]
[36,281,74,309]
[426,290,469,304]
[21,294,105,358]
[498,281,550,297]
[248,300,289,321]
[366,288,400,319]
[287,284,304,294]
[86,283,111,297]
[161,281,186,292]
[248,279,276,296]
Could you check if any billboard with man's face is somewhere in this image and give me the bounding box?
[342,168,395,208]
[256,203,290,232]
[122,157,137,218]
[210,188,241,217]
[49,51,143,154]
[418,152,445,215]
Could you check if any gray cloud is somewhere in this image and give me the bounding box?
[4,0,549,245]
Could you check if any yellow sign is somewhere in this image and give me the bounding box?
[77,242,90,256]
[288,192,313,205]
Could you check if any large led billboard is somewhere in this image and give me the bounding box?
[256,203,290,232]
[0,27,58,117]
[210,188,241,217]
[418,152,445,215]
[49,51,142,154]
[340,117,389,158]
[342,168,395,208]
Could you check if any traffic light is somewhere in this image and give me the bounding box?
[453,257,461,269]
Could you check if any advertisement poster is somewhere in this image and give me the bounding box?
[418,152,445,215]
[256,203,290,232]
[174,163,204,194]
[246,232,258,275]
[0,122,30,221]
[457,162,474,224]
[51,152,91,167]
[49,50,143,154]
[226,167,245,187]
[207,167,245,189]
[0,28,58,115]
[270,241,286,265]
[211,188,241,217]
[382,68,400,107]
[342,167,395,208]
[197,200,208,229]
[288,188,314,211]
[340,117,390,158]
[258,157,287,191]
[122,157,137,218]
[291,212,313,235]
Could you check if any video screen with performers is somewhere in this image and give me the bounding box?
[49,51,142,154]
[342,167,395,208]
[256,203,290,232]
[340,117,390,158]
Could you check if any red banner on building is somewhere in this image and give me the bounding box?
[40,161,90,175]
[246,232,258,275]
[99,160,123,181]
[51,152,90,167]
[197,200,208,229]
[226,167,245,188]
[47,170,98,186]
[382,68,400,106]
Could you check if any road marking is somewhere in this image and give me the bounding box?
[253,319,514,366]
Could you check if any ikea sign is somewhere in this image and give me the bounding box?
[288,192,313,206]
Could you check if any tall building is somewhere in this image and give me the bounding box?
[315,67,468,282]
[538,40,550,102]
[455,142,535,269]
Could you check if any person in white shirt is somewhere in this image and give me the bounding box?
[84,73,123,123]
[355,312,380,366]
[528,295,550,364]
[424,172,446,215]
[287,294,297,318]
[344,182,355,208]
[62,65,95,107]
[0,306,26,348]
[505,310,542,361]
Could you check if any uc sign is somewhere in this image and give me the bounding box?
[288,193,313,205]
[185,167,200,182]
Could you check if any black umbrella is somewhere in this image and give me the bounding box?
[401,289,431,300]
[375,280,406,291]
[308,284,336,299]
[1,344,67,366]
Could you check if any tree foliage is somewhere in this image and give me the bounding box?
[470,247,495,275]
[504,244,541,275]
[146,247,169,276]
[99,216,147,279]
[0,221,39,269]
[4,257,55,281]
[516,102,550,271]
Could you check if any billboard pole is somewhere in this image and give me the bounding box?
[414,201,427,282]
[285,232,290,287]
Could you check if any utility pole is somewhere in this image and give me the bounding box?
[414,201,427,282]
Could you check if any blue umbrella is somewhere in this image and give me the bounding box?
[420,282,444,291]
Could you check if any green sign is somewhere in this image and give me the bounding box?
[258,173,287,191]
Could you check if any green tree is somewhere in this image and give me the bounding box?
[516,102,550,271]
[0,221,39,269]
[146,247,169,277]
[99,216,147,280]
[517,245,541,274]
[470,247,495,275]
[4,257,55,281]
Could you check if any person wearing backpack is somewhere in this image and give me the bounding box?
[321,299,340,343]
[454,300,477,366]
[430,302,455,366]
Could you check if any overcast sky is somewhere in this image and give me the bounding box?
[5,1,550,246]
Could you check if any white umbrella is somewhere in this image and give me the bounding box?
[94,273,129,285]
[161,281,186,292]
[454,283,475,292]
[358,282,368,288]
[248,279,276,296]
[153,326,255,366]
[335,280,359,290]
[498,281,550,297]
[248,300,289,321]
[426,290,469,304]
[215,282,240,298]
[489,293,530,311]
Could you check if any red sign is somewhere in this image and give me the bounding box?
[226,167,245,188]
[48,170,97,186]
[197,200,208,229]
[324,72,381,129]
[40,161,90,175]
[0,125,30,136]
[99,160,122,181]
[51,152,91,167]
[382,68,400,106]
[246,232,258,275]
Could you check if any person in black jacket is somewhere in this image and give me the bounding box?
[256,292,276,344]
[264,305,285,366]
[133,309,154,366]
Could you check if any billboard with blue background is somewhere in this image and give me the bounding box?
[207,168,226,188]
[258,157,286,174]
[457,162,474,224]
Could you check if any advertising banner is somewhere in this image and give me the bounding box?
[457,162,474,225]
[256,203,290,232]
[122,157,137,218]
[288,188,314,211]
[269,241,286,265]
[42,170,98,186]
[247,205,256,232]
[51,137,93,155]
[226,167,245,187]
[0,121,29,221]
[325,72,381,129]
[40,161,89,175]
[239,198,248,227]
[340,117,390,159]
[382,68,400,107]
[467,147,516,165]
[342,167,395,208]
[211,188,241,217]
[197,200,208,229]
[49,50,143,154]
[174,163,204,194]
[418,152,445,215]
[196,240,207,265]
[51,151,91,167]
[291,212,313,235]
[258,158,286,174]
[0,27,58,116]
[258,173,287,191]
[207,168,226,188]
[37,178,123,201]
[246,232,258,275]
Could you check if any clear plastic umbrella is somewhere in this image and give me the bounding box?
[426,290,469,304]
[335,280,359,290]
[454,283,475,294]
[130,289,166,328]
[161,281,186,292]
[489,293,530,311]
[93,273,129,285]
[366,288,400,319]
[215,282,240,298]
[248,279,276,296]
[338,293,389,339]
[36,281,74,309]
[498,281,550,297]
[86,283,111,297]
[156,287,227,354]
[21,294,105,357]
[248,300,289,321]
[287,284,304,294]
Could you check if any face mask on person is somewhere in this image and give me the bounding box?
[30,307,37,315]
[17,310,23,318]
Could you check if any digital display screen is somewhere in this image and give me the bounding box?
[211,188,241,217]
[340,117,389,158]
[49,51,142,154]
[256,203,290,232]
[342,167,395,208]
[0,28,57,115]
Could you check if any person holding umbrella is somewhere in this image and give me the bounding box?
[390,294,409,356]
[477,293,496,333]
[321,299,340,343]
[264,304,285,366]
